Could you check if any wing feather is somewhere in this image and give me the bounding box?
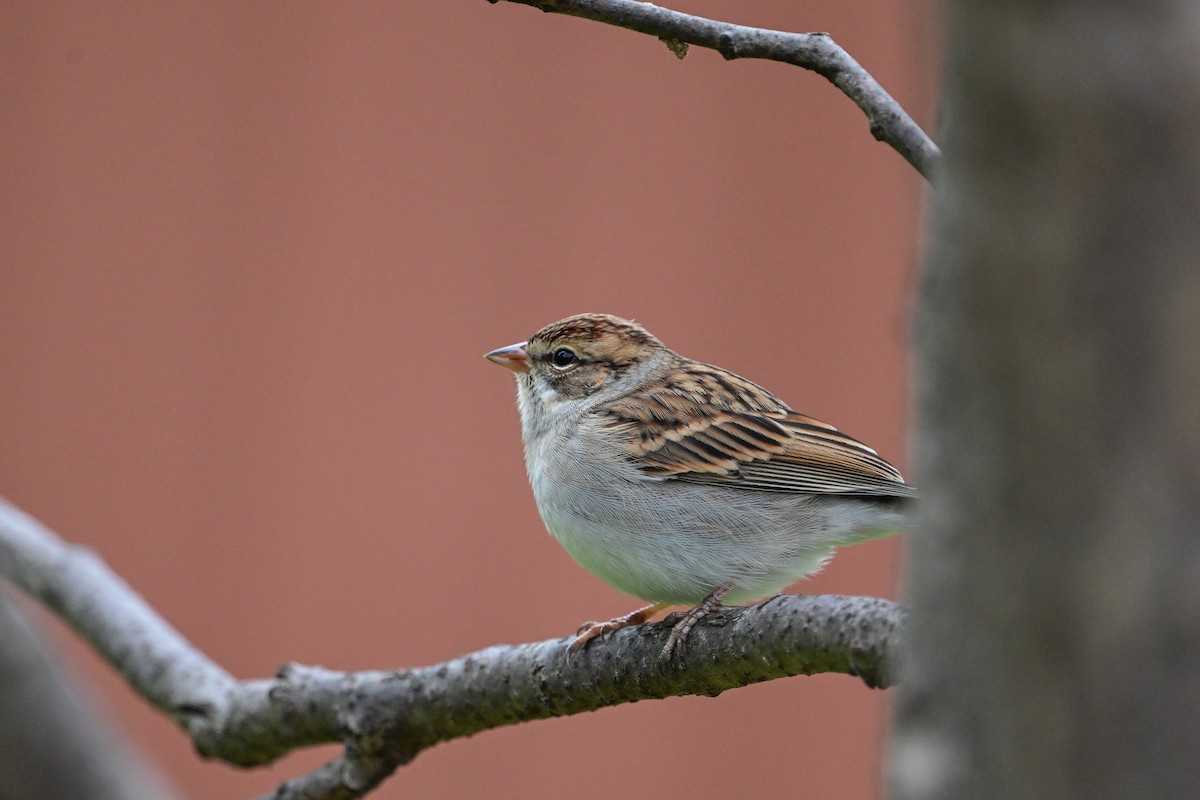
[600,364,914,498]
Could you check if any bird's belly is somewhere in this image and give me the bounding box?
[532,474,842,606]
[538,502,718,605]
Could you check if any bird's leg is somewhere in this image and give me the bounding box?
[661,583,732,662]
[570,602,673,652]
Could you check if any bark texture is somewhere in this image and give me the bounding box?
[0,492,905,800]
[490,0,939,178]
[891,2,1200,799]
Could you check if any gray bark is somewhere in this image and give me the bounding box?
[0,495,903,800]
[490,0,939,179]
[890,2,1200,799]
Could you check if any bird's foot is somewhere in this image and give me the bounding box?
[660,583,733,663]
[569,602,672,652]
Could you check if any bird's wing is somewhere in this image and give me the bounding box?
[599,364,914,498]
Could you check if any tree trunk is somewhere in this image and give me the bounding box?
[890,2,1200,799]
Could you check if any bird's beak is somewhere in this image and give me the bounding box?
[485,342,531,374]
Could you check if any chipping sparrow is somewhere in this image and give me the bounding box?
[486,313,913,659]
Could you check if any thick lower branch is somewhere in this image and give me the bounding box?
[250,594,905,798]
[0,501,239,725]
[0,497,904,800]
[488,0,939,180]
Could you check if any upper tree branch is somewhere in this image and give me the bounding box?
[0,498,905,800]
[488,0,940,180]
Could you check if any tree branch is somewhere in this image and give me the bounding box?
[0,588,180,800]
[0,497,905,800]
[487,0,940,180]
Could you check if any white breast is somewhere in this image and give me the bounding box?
[511,373,887,606]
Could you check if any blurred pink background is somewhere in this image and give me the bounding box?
[0,2,930,798]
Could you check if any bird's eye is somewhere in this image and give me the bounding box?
[551,348,578,369]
